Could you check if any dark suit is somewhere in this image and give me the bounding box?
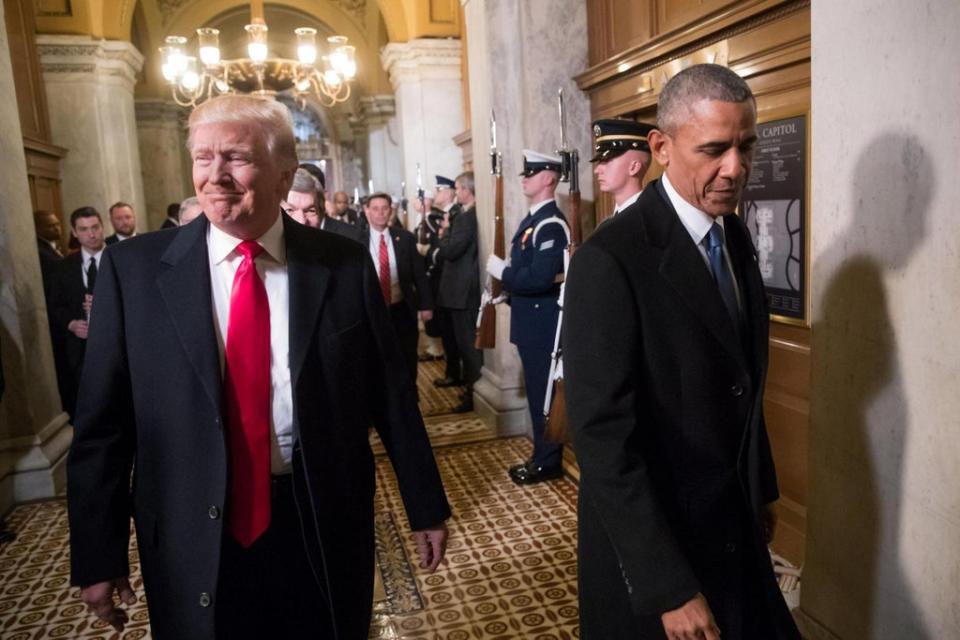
[563,181,798,639]
[36,238,62,297]
[161,217,179,229]
[363,227,434,386]
[49,251,94,419]
[420,207,445,339]
[436,204,481,385]
[67,215,450,639]
[104,233,119,245]
[501,201,568,468]
[321,215,363,243]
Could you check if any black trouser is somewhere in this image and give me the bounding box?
[436,307,461,380]
[389,302,420,389]
[446,307,481,386]
[215,474,332,639]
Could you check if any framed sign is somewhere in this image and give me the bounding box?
[740,113,809,325]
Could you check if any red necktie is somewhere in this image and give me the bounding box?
[223,240,271,547]
[379,234,392,305]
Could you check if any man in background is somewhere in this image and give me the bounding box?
[105,202,137,245]
[161,203,180,229]
[591,119,654,219]
[284,169,361,243]
[177,197,204,226]
[33,209,63,296]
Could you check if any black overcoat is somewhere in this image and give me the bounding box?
[67,214,451,639]
[562,180,798,639]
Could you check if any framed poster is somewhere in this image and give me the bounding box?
[740,113,809,326]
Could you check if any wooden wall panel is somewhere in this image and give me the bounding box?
[587,0,654,66]
[655,0,739,35]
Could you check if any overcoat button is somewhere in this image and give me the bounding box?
[730,384,744,397]
[199,592,211,607]
[534,303,540,309]
[208,506,220,520]
[724,543,737,553]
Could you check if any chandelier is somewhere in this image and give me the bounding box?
[159,1,357,108]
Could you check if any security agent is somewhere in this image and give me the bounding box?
[486,150,569,485]
[591,118,655,217]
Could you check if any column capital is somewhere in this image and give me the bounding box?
[358,94,396,125]
[381,38,462,90]
[37,35,144,92]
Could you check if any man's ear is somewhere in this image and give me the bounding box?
[647,130,670,168]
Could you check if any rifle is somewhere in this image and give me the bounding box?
[475,111,504,349]
[415,163,429,244]
[399,180,408,228]
[544,87,581,444]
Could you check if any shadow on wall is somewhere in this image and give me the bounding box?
[809,132,933,638]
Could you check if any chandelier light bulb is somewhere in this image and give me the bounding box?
[295,28,318,65]
[324,69,343,88]
[245,23,269,63]
[197,28,221,66]
[180,56,200,91]
[296,78,312,92]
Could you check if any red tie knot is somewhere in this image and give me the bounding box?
[236,240,264,262]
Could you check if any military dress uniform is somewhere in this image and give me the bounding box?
[499,151,569,483]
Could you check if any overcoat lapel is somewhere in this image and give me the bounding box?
[645,181,750,373]
[725,214,768,375]
[285,215,331,388]
[156,216,222,413]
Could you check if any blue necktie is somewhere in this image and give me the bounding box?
[706,223,740,328]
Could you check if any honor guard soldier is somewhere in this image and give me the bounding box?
[591,118,655,218]
[486,150,569,484]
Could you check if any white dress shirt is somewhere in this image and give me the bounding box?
[368,227,403,303]
[527,198,555,217]
[80,247,104,290]
[612,189,642,216]
[661,172,742,310]
[207,213,293,474]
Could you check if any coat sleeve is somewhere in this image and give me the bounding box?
[66,249,136,587]
[360,255,450,530]
[436,210,476,262]
[501,222,567,295]
[563,241,700,616]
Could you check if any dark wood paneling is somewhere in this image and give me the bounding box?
[4,0,48,141]
[587,0,654,66]
[655,0,739,35]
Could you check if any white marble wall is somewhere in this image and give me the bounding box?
[360,95,404,208]
[799,2,960,639]
[37,36,147,232]
[0,3,71,513]
[462,0,593,435]
[381,39,464,210]
[136,99,191,230]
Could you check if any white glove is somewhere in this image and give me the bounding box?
[486,254,507,280]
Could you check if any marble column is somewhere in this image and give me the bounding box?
[461,0,593,436]
[360,95,404,206]
[797,2,960,639]
[36,35,147,232]
[0,2,71,513]
[381,39,464,206]
[136,99,190,230]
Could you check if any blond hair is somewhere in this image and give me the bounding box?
[187,95,297,170]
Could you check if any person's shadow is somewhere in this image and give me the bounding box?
[806,132,932,637]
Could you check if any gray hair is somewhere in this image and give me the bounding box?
[657,64,755,135]
[290,168,321,195]
[187,95,298,170]
[178,196,200,222]
[455,171,475,195]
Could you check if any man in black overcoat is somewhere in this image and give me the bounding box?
[563,64,800,640]
[67,95,450,640]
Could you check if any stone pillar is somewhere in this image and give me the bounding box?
[136,99,190,230]
[381,39,464,203]
[36,35,147,231]
[797,2,960,639]
[0,1,71,513]
[461,0,593,436]
[359,95,404,203]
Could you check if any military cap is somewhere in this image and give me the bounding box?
[435,175,455,190]
[519,149,562,177]
[590,119,655,162]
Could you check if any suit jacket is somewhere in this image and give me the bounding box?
[161,217,179,229]
[67,214,450,639]
[321,215,363,244]
[104,233,119,245]
[563,180,792,636]
[37,237,62,297]
[436,204,480,311]
[363,227,433,322]
[501,200,568,350]
[49,252,90,388]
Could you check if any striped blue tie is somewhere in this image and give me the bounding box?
[707,223,740,328]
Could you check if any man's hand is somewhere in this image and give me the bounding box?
[80,577,137,632]
[761,503,778,544]
[419,310,434,322]
[661,593,721,640]
[486,255,507,280]
[68,319,89,339]
[413,523,448,573]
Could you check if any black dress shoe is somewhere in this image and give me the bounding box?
[509,463,563,485]
[451,395,474,413]
[508,461,532,479]
[418,353,444,362]
[433,376,464,388]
